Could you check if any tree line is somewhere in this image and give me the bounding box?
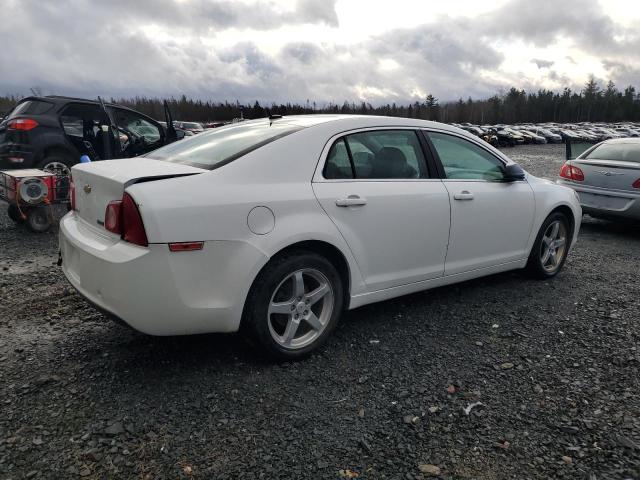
[2,77,639,124]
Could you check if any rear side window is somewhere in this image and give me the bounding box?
[584,143,640,162]
[8,100,53,118]
[150,121,303,170]
[324,130,427,179]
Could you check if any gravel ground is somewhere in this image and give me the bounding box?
[1,143,639,480]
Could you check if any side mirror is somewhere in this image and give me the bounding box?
[175,129,186,140]
[503,163,526,182]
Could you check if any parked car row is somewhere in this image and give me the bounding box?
[452,122,640,147]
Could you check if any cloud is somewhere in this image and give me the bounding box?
[0,0,638,104]
[532,59,554,69]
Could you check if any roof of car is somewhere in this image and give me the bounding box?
[244,114,467,134]
[19,95,128,109]
[601,137,640,144]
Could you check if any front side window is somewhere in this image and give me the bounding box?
[110,108,162,147]
[428,132,505,181]
[324,130,427,180]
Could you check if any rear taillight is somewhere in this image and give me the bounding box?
[8,118,38,131]
[122,193,148,246]
[103,192,148,246]
[104,200,122,234]
[559,163,584,182]
[70,178,76,210]
[633,178,640,189]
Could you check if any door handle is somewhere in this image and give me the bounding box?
[454,191,474,201]
[336,195,367,207]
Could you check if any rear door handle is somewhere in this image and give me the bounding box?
[336,195,367,207]
[454,191,474,201]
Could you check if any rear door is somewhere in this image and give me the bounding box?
[425,130,535,276]
[313,128,450,292]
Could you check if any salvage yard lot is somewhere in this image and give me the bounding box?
[0,144,639,479]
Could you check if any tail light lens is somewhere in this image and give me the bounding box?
[633,178,640,189]
[104,200,122,233]
[102,192,148,246]
[559,163,585,181]
[122,193,148,246]
[8,118,38,131]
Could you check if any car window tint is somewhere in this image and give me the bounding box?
[8,100,54,118]
[60,104,108,138]
[584,143,640,162]
[428,132,505,181]
[347,130,426,179]
[324,138,354,179]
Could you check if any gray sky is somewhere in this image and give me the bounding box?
[1,0,639,103]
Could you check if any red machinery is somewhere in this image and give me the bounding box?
[0,169,69,232]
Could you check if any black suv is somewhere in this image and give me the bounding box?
[0,96,179,175]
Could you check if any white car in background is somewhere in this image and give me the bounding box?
[59,115,581,359]
[558,138,640,221]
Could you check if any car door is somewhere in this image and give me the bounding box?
[108,107,165,157]
[425,130,535,276]
[312,129,451,292]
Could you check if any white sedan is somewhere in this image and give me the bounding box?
[59,115,581,359]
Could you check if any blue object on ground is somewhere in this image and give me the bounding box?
[80,155,92,163]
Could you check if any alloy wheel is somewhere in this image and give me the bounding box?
[267,268,334,350]
[540,220,567,273]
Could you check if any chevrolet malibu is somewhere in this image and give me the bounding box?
[59,115,582,359]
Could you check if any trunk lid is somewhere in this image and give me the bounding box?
[572,158,640,192]
[71,158,205,231]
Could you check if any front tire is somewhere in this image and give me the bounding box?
[242,251,344,360]
[526,212,571,278]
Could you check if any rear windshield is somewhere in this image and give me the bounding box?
[149,121,303,169]
[584,143,640,163]
[8,100,54,118]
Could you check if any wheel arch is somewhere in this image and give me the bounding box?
[39,145,77,164]
[240,239,354,333]
[259,239,352,301]
[549,204,576,239]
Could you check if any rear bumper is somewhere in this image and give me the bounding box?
[59,212,268,335]
[0,143,36,169]
[557,180,640,220]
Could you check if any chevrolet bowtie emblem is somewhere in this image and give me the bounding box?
[83,184,92,194]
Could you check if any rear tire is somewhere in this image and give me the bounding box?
[525,212,571,279]
[242,251,344,360]
[7,205,25,224]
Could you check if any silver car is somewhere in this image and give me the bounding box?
[558,138,640,221]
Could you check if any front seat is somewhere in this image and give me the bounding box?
[371,147,416,178]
